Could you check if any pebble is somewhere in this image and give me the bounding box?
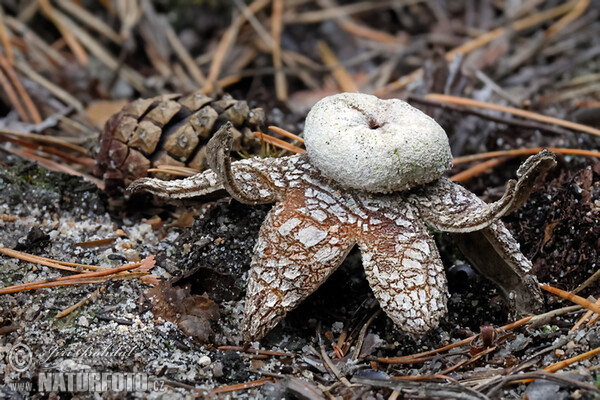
[78,316,89,327]
[198,355,211,366]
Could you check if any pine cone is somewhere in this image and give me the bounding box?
[94,92,265,194]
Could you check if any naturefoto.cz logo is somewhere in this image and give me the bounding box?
[6,343,165,393]
[37,372,165,393]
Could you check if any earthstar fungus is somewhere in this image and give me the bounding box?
[130,93,556,342]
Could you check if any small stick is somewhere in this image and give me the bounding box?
[56,285,106,318]
[317,40,358,93]
[164,24,206,87]
[271,0,286,101]
[55,0,121,44]
[375,1,577,94]
[545,0,589,38]
[253,131,306,154]
[450,157,508,182]
[268,125,305,143]
[0,128,90,155]
[0,7,13,64]
[0,247,103,273]
[147,166,199,177]
[1,146,105,189]
[541,284,600,314]
[0,68,28,122]
[409,95,571,136]
[15,58,85,113]
[352,309,381,361]
[218,345,294,357]
[573,268,600,295]
[211,377,275,394]
[513,345,600,385]
[203,0,271,92]
[424,93,600,137]
[0,248,108,271]
[319,341,352,387]
[376,316,531,364]
[529,305,583,327]
[38,0,88,65]
[75,238,117,248]
[570,298,600,332]
[0,262,143,294]
[453,147,600,165]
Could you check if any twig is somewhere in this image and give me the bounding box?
[15,60,82,114]
[147,166,200,177]
[545,0,589,38]
[573,268,600,295]
[450,157,509,182]
[56,285,106,318]
[409,95,572,136]
[352,310,381,362]
[375,316,532,364]
[0,68,28,122]
[317,40,358,92]
[253,131,306,154]
[570,298,600,332]
[269,126,304,143]
[452,147,600,165]
[0,247,108,273]
[0,262,144,295]
[1,146,104,189]
[353,376,490,400]
[211,377,275,394]
[218,345,295,357]
[529,305,583,327]
[424,94,600,137]
[203,0,271,92]
[38,0,88,65]
[55,0,122,44]
[375,1,577,94]
[50,8,145,92]
[284,0,413,24]
[271,0,286,101]
[164,23,206,87]
[0,128,90,155]
[0,7,13,64]
[541,284,600,314]
[487,371,600,397]
[0,247,111,272]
